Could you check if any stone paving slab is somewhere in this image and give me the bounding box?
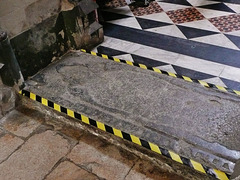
[0,134,24,163]
[125,160,184,180]
[0,105,210,180]
[1,109,42,137]
[25,51,240,174]
[0,130,70,180]
[45,161,100,180]
[68,132,137,180]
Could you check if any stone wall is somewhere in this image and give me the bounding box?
[0,0,61,38]
[0,0,103,79]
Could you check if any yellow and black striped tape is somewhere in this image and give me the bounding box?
[20,89,230,180]
[80,49,240,97]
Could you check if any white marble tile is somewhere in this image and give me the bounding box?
[196,8,234,18]
[220,66,240,83]
[224,3,240,13]
[225,30,240,37]
[132,46,181,65]
[155,65,176,74]
[103,6,134,16]
[180,19,220,32]
[157,2,190,11]
[139,12,174,24]
[107,17,142,30]
[187,0,220,7]
[91,46,98,53]
[174,54,225,76]
[191,34,239,50]
[146,25,187,39]
[100,36,180,64]
[203,77,227,87]
[102,36,143,53]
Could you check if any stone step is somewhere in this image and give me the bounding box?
[22,51,240,179]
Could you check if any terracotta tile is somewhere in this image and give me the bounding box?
[130,1,163,16]
[104,0,127,8]
[166,7,205,24]
[209,14,240,33]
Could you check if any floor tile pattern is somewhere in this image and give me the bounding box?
[103,0,127,8]
[95,0,240,91]
[166,8,205,24]
[129,1,163,16]
[209,14,240,32]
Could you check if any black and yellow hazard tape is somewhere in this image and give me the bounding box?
[80,49,240,97]
[20,89,230,180]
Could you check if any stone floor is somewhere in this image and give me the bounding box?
[0,103,212,180]
[94,0,240,91]
[24,51,240,177]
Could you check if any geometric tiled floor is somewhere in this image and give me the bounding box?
[93,0,240,91]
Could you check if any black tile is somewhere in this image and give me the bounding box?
[97,46,167,67]
[131,54,167,67]
[172,65,215,80]
[101,11,131,21]
[103,23,240,68]
[198,3,236,13]
[177,25,219,39]
[161,0,192,6]
[220,78,240,91]
[209,0,240,5]
[97,46,128,56]
[225,34,240,49]
[136,17,172,29]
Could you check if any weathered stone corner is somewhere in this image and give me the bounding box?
[0,0,103,80]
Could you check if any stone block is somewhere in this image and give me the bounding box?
[46,161,99,180]
[0,134,24,163]
[0,130,70,180]
[125,160,185,180]
[68,133,137,179]
[1,109,42,138]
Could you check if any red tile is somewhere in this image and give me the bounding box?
[166,8,205,24]
[104,0,127,8]
[209,14,240,33]
[130,1,163,16]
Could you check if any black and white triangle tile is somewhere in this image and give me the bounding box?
[95,0,240,91]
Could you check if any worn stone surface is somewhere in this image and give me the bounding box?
[0,0,103,79]
[0,85,16,118]
[1,109,41,137]
[0,105,215,180]
[0,0,61,38]
[25,51,240,173]
[68,133,137,179]
[0,134,24,163]
[45,161,100,180]
[0,130,70,180]
[125,160,184,180]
